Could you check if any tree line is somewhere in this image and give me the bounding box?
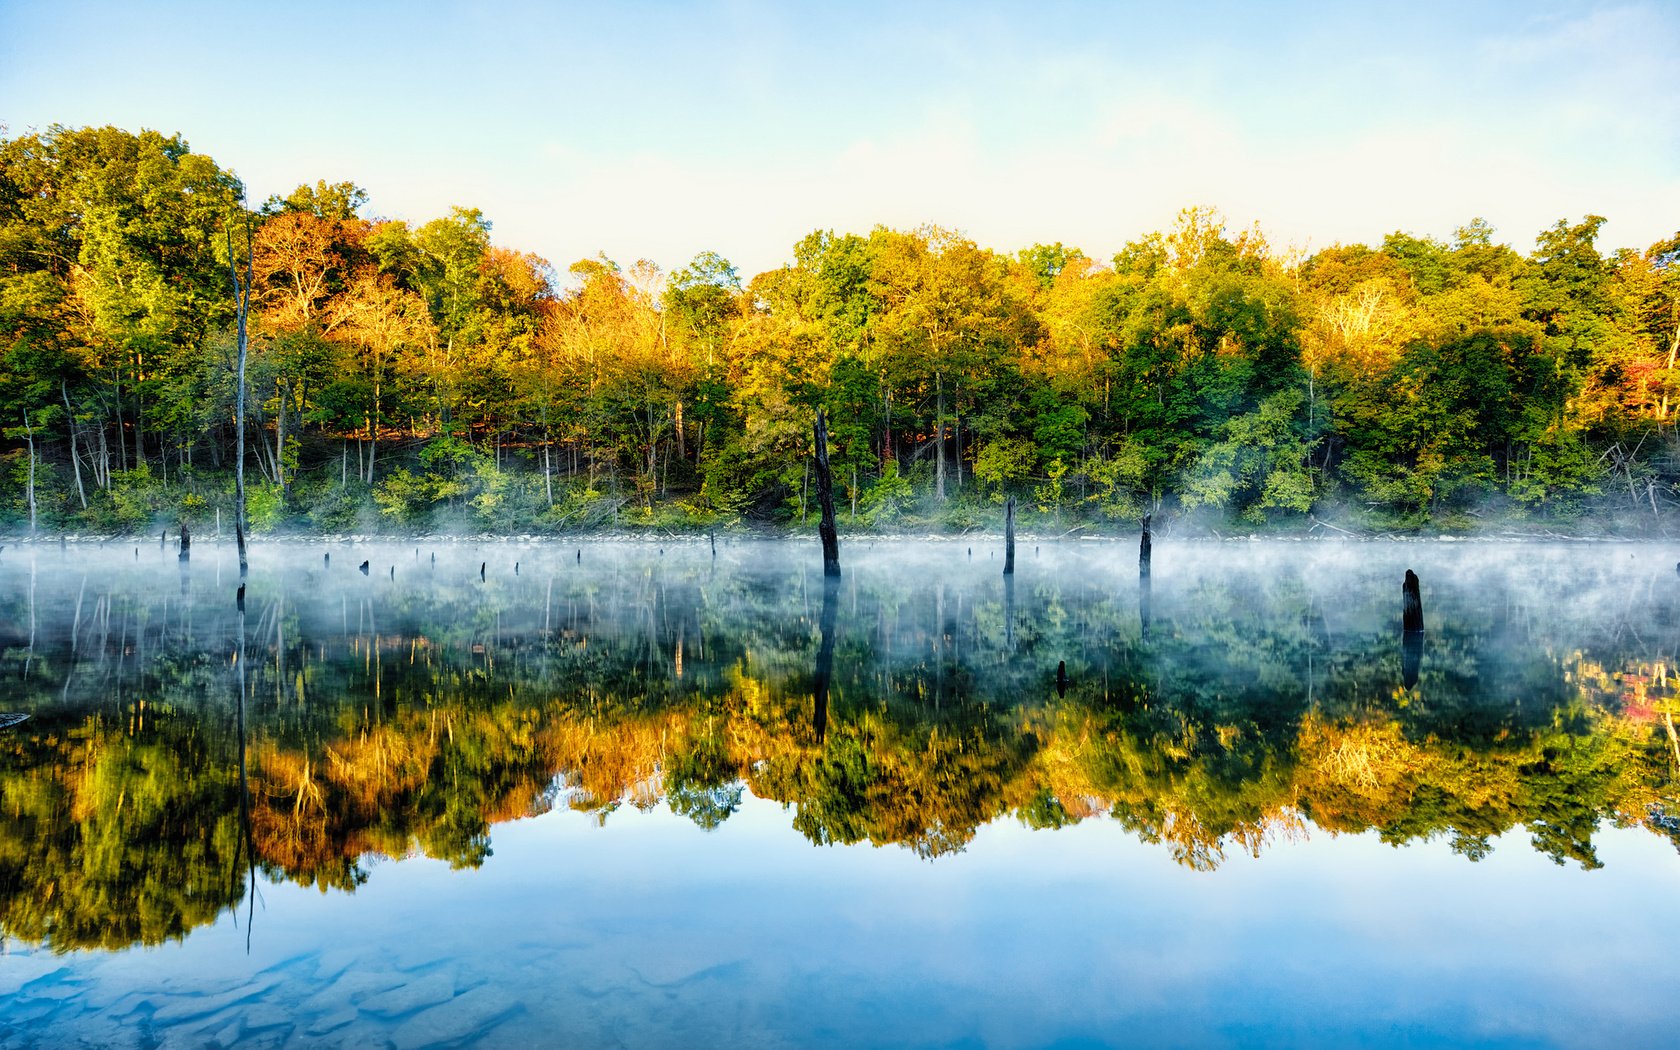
[3,124,1678,534]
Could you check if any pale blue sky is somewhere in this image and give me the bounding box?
[3,1,1675,279]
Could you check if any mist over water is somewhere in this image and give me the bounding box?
[2,537,1678,1047]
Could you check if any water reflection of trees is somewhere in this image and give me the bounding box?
[2,546,1679,951]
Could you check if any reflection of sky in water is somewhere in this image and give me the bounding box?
[8,795,1678,1048]
[4,538,1680,1046]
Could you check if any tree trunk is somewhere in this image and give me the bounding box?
[544,441,554,507]
[275,385,287,502]
[814,409,841,578]
[367,389,378,484]
[134,367,146,469]
[229,221,252,578]
[882,386,893,470]
[935,372,946,501]
[954,407,963,490]
[97,426,110,490]
[1003,495,1016,576]
[22,410,37,534]
[114,371,127,474]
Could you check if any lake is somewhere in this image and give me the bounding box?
[1,536,1677,1048]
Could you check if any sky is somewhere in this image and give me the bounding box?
[2,0,1676,282]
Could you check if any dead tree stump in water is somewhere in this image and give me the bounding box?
[1403,570,1424,633]
[814,409,840,578]
[1139,514,1152,577]
[1004,496,1016,576]
[179,522,191,562]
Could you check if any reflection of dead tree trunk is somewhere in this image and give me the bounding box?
[813,579,839,743]
[232,583,257,952]
[1004,573,1016,650]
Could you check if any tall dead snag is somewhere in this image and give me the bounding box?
[1003,495,1016,576]
[814,409,840,578]
[179,521,191,562]
[227,218,254,579]
[20,410,36,535]
[1139,513,1152,577]
[1402,569,1424,633]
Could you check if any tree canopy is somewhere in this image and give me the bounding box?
[5,124,1679,535]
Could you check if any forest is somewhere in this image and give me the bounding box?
[3,124,1679,535]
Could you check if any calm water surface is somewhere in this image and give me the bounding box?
[1,537,1677,1048]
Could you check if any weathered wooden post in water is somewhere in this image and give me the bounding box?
[814,409,841,578]
[1139,514,1152,577]
[1003,496,1016,576]
[1403,570,1424,633]
[1401,569,1424,689]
